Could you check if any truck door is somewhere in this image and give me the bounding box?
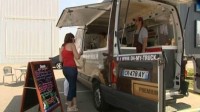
[111,0,185,111]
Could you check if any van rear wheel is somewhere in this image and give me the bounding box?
[92,81,109,111]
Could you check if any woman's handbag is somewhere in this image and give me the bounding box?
[64,79,69,96]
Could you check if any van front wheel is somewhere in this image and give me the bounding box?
[92,82,109,111]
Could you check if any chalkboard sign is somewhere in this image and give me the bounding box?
[20,61,63,112]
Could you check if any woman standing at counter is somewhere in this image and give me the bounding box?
[60,33,82,111]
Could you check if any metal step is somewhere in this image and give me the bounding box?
[166,89,184,100]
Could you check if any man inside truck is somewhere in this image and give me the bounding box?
[132,17,148,53]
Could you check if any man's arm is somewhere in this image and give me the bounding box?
[142,37,148,52]
[142,28,148,52]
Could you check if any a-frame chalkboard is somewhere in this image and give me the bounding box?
[20,61,63,112]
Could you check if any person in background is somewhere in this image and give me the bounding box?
[60,33,82,111]
[99,32,107,48]
[132,17,148,53]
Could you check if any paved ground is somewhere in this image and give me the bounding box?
[0,68,97,112]
[168,92,200,112]
[0,65,126,112]
[0,64,200,112]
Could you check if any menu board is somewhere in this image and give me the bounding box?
[32,62,60,111]
[20,61,63,112]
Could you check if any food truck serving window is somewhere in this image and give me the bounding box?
[56,1,112,28]
[116,0,178,53]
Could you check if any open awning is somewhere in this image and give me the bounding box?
[56,1,112,28]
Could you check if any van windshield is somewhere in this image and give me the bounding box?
[116,0,178,54]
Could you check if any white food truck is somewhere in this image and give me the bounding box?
[57,0,200,111]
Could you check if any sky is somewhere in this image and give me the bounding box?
[58,0,104,45]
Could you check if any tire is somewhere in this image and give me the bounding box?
[56,62,62,69]
[92,81,109,112]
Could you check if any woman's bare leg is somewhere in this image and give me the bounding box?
[72,97,77,107]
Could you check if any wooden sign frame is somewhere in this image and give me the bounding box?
[20,61,63,112]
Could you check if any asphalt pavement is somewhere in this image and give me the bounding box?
[0,69,127,112]
[0,69,200,112]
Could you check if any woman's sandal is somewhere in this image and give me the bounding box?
[67,106,78,111]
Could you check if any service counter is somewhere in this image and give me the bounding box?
[121,47,136,54]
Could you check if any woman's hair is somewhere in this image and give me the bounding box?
[133,17,144,26]
[62,33,75,46]
[138,17,144,26]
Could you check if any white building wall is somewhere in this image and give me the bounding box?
[0,0,59,64]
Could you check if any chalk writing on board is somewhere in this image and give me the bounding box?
[34,64,59,111]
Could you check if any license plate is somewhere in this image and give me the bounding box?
[122,69,149,79]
